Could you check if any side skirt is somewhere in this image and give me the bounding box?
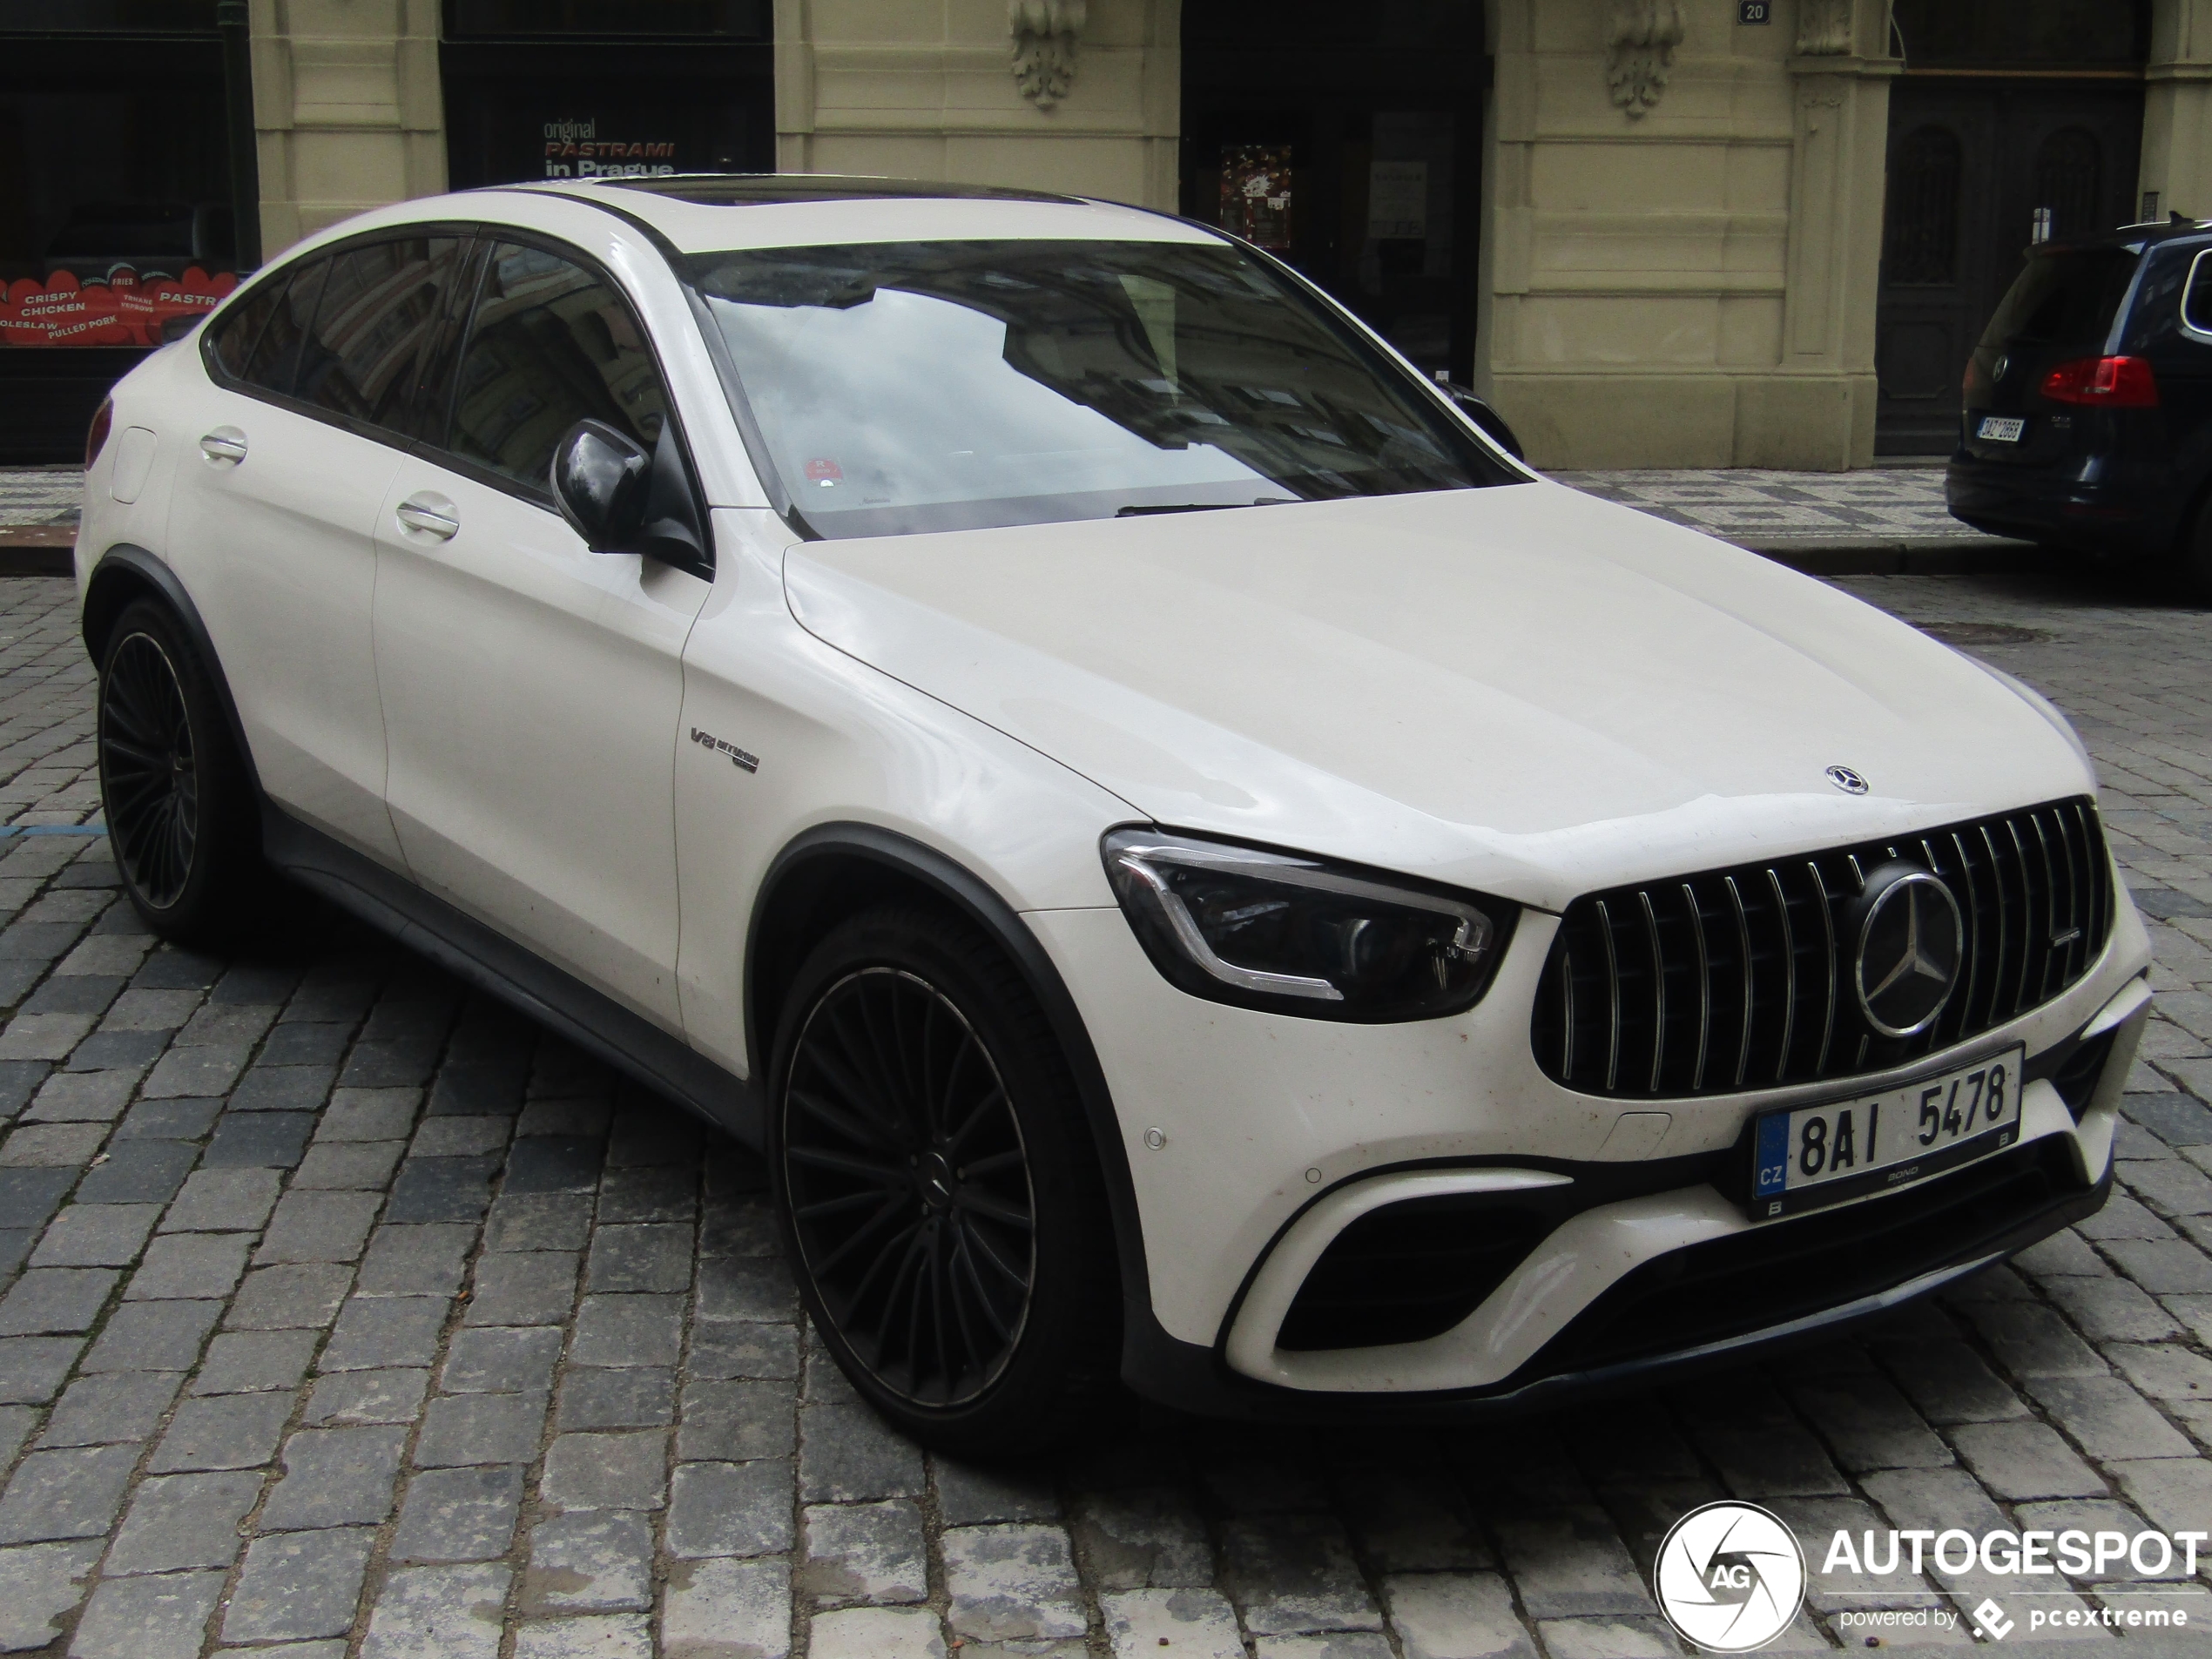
[260,805,761,1146]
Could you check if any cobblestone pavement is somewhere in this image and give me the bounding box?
[0,567,2208,1659]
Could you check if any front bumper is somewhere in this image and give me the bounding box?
[1028,890,2153,1420]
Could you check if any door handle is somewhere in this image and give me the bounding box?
[199,428,247,465]
[395,495,460,540]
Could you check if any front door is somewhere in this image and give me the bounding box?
[1875,82,2145,455]
[374,238,708,1028]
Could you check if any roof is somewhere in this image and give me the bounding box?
[2047,213,2212,256]
[604,174,1083,207]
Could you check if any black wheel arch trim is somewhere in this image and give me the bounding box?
[84,543,265,805]
[745,821,1155,1346]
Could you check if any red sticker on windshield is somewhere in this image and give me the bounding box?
[805,458,843,482]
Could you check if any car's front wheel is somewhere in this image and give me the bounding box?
[768,903,1122,1455]
[97,597,266,944]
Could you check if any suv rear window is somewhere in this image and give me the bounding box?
[1980,248,2138,349]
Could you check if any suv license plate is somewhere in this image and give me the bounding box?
[1978,415,2026,442]
[1751,1046,2025,1219]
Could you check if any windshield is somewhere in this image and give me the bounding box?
[1979,247,2138,349]
[693,238,1519,539]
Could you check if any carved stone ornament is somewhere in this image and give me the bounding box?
[1605,0,1684,118]
[1009,0,1087,110]
[1796,0,1855,54]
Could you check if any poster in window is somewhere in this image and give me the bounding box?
[1219,145,1294,251]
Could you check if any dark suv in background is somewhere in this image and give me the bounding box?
[1948,217,2212,599]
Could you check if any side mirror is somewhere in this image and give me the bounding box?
[551,419,651,551]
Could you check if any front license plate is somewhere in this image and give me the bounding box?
[1977,415,2027,442]
[1751,1047,2025,1219]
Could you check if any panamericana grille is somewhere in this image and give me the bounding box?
[1531,798,2113,1099]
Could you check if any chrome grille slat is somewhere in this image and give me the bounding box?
[1531,797,2113,1101]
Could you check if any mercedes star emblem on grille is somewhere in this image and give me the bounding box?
[1824,765,1869,795]
[1851,863,1966,1039]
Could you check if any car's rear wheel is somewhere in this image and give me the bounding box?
[769,903,1122,1455]
[98,598,266,944]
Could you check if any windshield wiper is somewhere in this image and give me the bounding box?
[1115,498,1294,517]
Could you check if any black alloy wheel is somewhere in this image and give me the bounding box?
[783,966,1037,1406]
[99,628,199,909]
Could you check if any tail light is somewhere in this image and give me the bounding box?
[1962,357,1988,401]
[2039,355,2160,408]
[85,398,113,469]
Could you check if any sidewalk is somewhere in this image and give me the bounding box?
[1,462,2035,576]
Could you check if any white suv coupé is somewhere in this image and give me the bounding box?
[78,176,2152,1452]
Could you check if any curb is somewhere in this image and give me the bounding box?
[1737,536,2054,577]
[0,525,74,577]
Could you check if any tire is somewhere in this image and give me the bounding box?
[768,902,1123,1456]
[96,598,267,945]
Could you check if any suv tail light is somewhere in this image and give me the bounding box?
[85,398,113,469]
[2039,355,2160,408]
[1962,356,1988,401]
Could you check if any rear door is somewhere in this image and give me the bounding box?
[162,235,462,863]
[373,238,709,1028]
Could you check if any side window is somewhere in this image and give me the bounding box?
[294,237,464,433]
[448,241,668,496]
[240,257,330,397]
[207,276,287,382]
[2184,251,2212,337]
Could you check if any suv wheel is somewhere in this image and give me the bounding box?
[769,903,1122,1454]
[97,598,266,944]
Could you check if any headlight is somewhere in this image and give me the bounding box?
[1100,827,1515,1022]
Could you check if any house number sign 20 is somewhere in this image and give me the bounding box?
[1738,0,1772,20]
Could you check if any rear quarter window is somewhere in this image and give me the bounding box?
[1980,247,2139,349]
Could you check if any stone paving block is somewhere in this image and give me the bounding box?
[1071,1487,1216,1590]
[317,1087,420,1143]
[665,1457,793,1559]
[2105,1238,2212,1295]
[2024,1374,2196,1460]
[1339,1465,1494,1572]
[570,1292,684,1366]
[292,1137,406,1190]
[2121,1157,2212,1216]
[0,1538,101,1650]
[259,1424,409,1529]
[105,1470,263,1574]
[24,973,121,1016]
[191,1328,318,1394]
[0,1119,102,1163]
[676,1376,795,1461]
[597,1163,694,1222]
[699,1193,777,1258]
[35,1368,181,1447]
[304,1366,430,1426]
[0,1401,28,1461]
[410,1115,511,1157]
[935,1453,1062,1524]
[1959,1300,2110,1377]
[0,1442,138,1541]
[0,1011,93,1059]
[661,1557,790,1659]
[543,1430,667,1511]
[158,1165,281,1232]
[141,1041,253,1099]
[319,1294,448,1370]
[0,1266,115,1333]
[385,1154,502,1223]
[688,1317,800,1380]
[1949,1419,2107,1500]
[2107,1339,2212,1401]
[463,1250,578,1325]
[1102,1587,1246,1659]
[2108,1458,2212,1535]
[800,1400,927,1502]
[355,1223,474,1296]
[1492,1507,1656,1621]
[256,1189,381,1264]
[2077,1194,2175,1241]
[1384,1573,1540,1659]
[1792,1377,1954,1473]
[360,1561,512,1659]
[125,1231,249,1299]
[523,1508,657,1614]
[799,1497,927,1605]
[697,1253,795,1320]
[2014,1230,2107,1278]
[503,1135,604,1194]
[585,1222,691,1293]
[942,1522,1093,1642]
[1687,1420,1851,1498]
[2044,1273,2184,1343]
[81,1298,219,1370]
[414,1389,550,1467]
[148,1388,294,1472]
[442,1324,563,1393]
[224,1263,354,1329]
[389,1463,527,1563]
[1215,1511,1386,1635]
[1858,1467,2010,1593]
[201,1109,315,1167]
[0,1166,73,1234]
[27,1202,158,1266]
[1535,1618,1683,1659]
[229,1064,337,1113]
[558,1365,676,1430]
[69,1568,223,1659]
[516,1099,612,1139]
[484,1191,592,1251]
[22,1066,138,1122]
[224,1526,379,1642]
[110,1097,219,1142]
[806,1605,945,1659]
[512,1613,655,1659]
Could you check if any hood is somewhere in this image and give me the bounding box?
[782,484,2094,908]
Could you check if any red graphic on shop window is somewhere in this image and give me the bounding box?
[0,266,238,348]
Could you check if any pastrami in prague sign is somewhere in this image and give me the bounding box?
[0,266,238,348]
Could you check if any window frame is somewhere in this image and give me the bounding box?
[2180,246,2212,345]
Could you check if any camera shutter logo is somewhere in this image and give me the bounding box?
[1655,1501,1805,1652]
